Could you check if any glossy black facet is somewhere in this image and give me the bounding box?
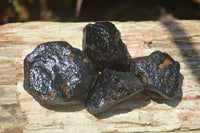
[83,22,131,71]
[131,51,181,99]
[24,41,96,106]
[86,68,145,115]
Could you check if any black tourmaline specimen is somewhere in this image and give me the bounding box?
[82,22,131,71]
[131,51,181,100]
[24,41,96,106]
[86,68,145,115]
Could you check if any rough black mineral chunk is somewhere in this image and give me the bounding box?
[82,22,131,71]
[86,68,145,115]
[24,41,96,106]
[131,51,181,100]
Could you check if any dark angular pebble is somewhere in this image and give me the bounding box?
[24,41,96,106]
[86,68,145,115]
[82,22,131,71]
[131,51,181,99]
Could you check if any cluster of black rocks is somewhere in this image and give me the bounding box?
[24,22,182,115]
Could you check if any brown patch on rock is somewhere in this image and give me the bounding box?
[158,59,172,69]
[70,52,75,60]
[83,58,88,63]
[64,86,71,99]
[44,92,58,100]
[142,75,147,84]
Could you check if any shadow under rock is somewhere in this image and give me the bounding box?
[39,101,85,112]
[95,92,151,119]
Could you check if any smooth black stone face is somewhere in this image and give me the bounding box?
[131,51,181,99]
[24,41,96,106]
[86,68,145,115]
[83,22,131,71]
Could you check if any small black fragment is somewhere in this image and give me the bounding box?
[24,41,96,106]
[86,68,145,115]
[131,51,181,99]
[82,22,131,71]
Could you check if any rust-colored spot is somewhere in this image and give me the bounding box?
[117,82,121,86]
[57,45,61,48]
[169,76,175,85]
[44,94,51,100]
[70,52,75,60]
[142,75,147,84]
[130,66,134,71]
[44,92,58,100]
[50,92,57,97]
[170,76,174,81]
[64,86,71,99]
[61,81,71,99]
[158,59,172,69]
[83,58,88,63]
